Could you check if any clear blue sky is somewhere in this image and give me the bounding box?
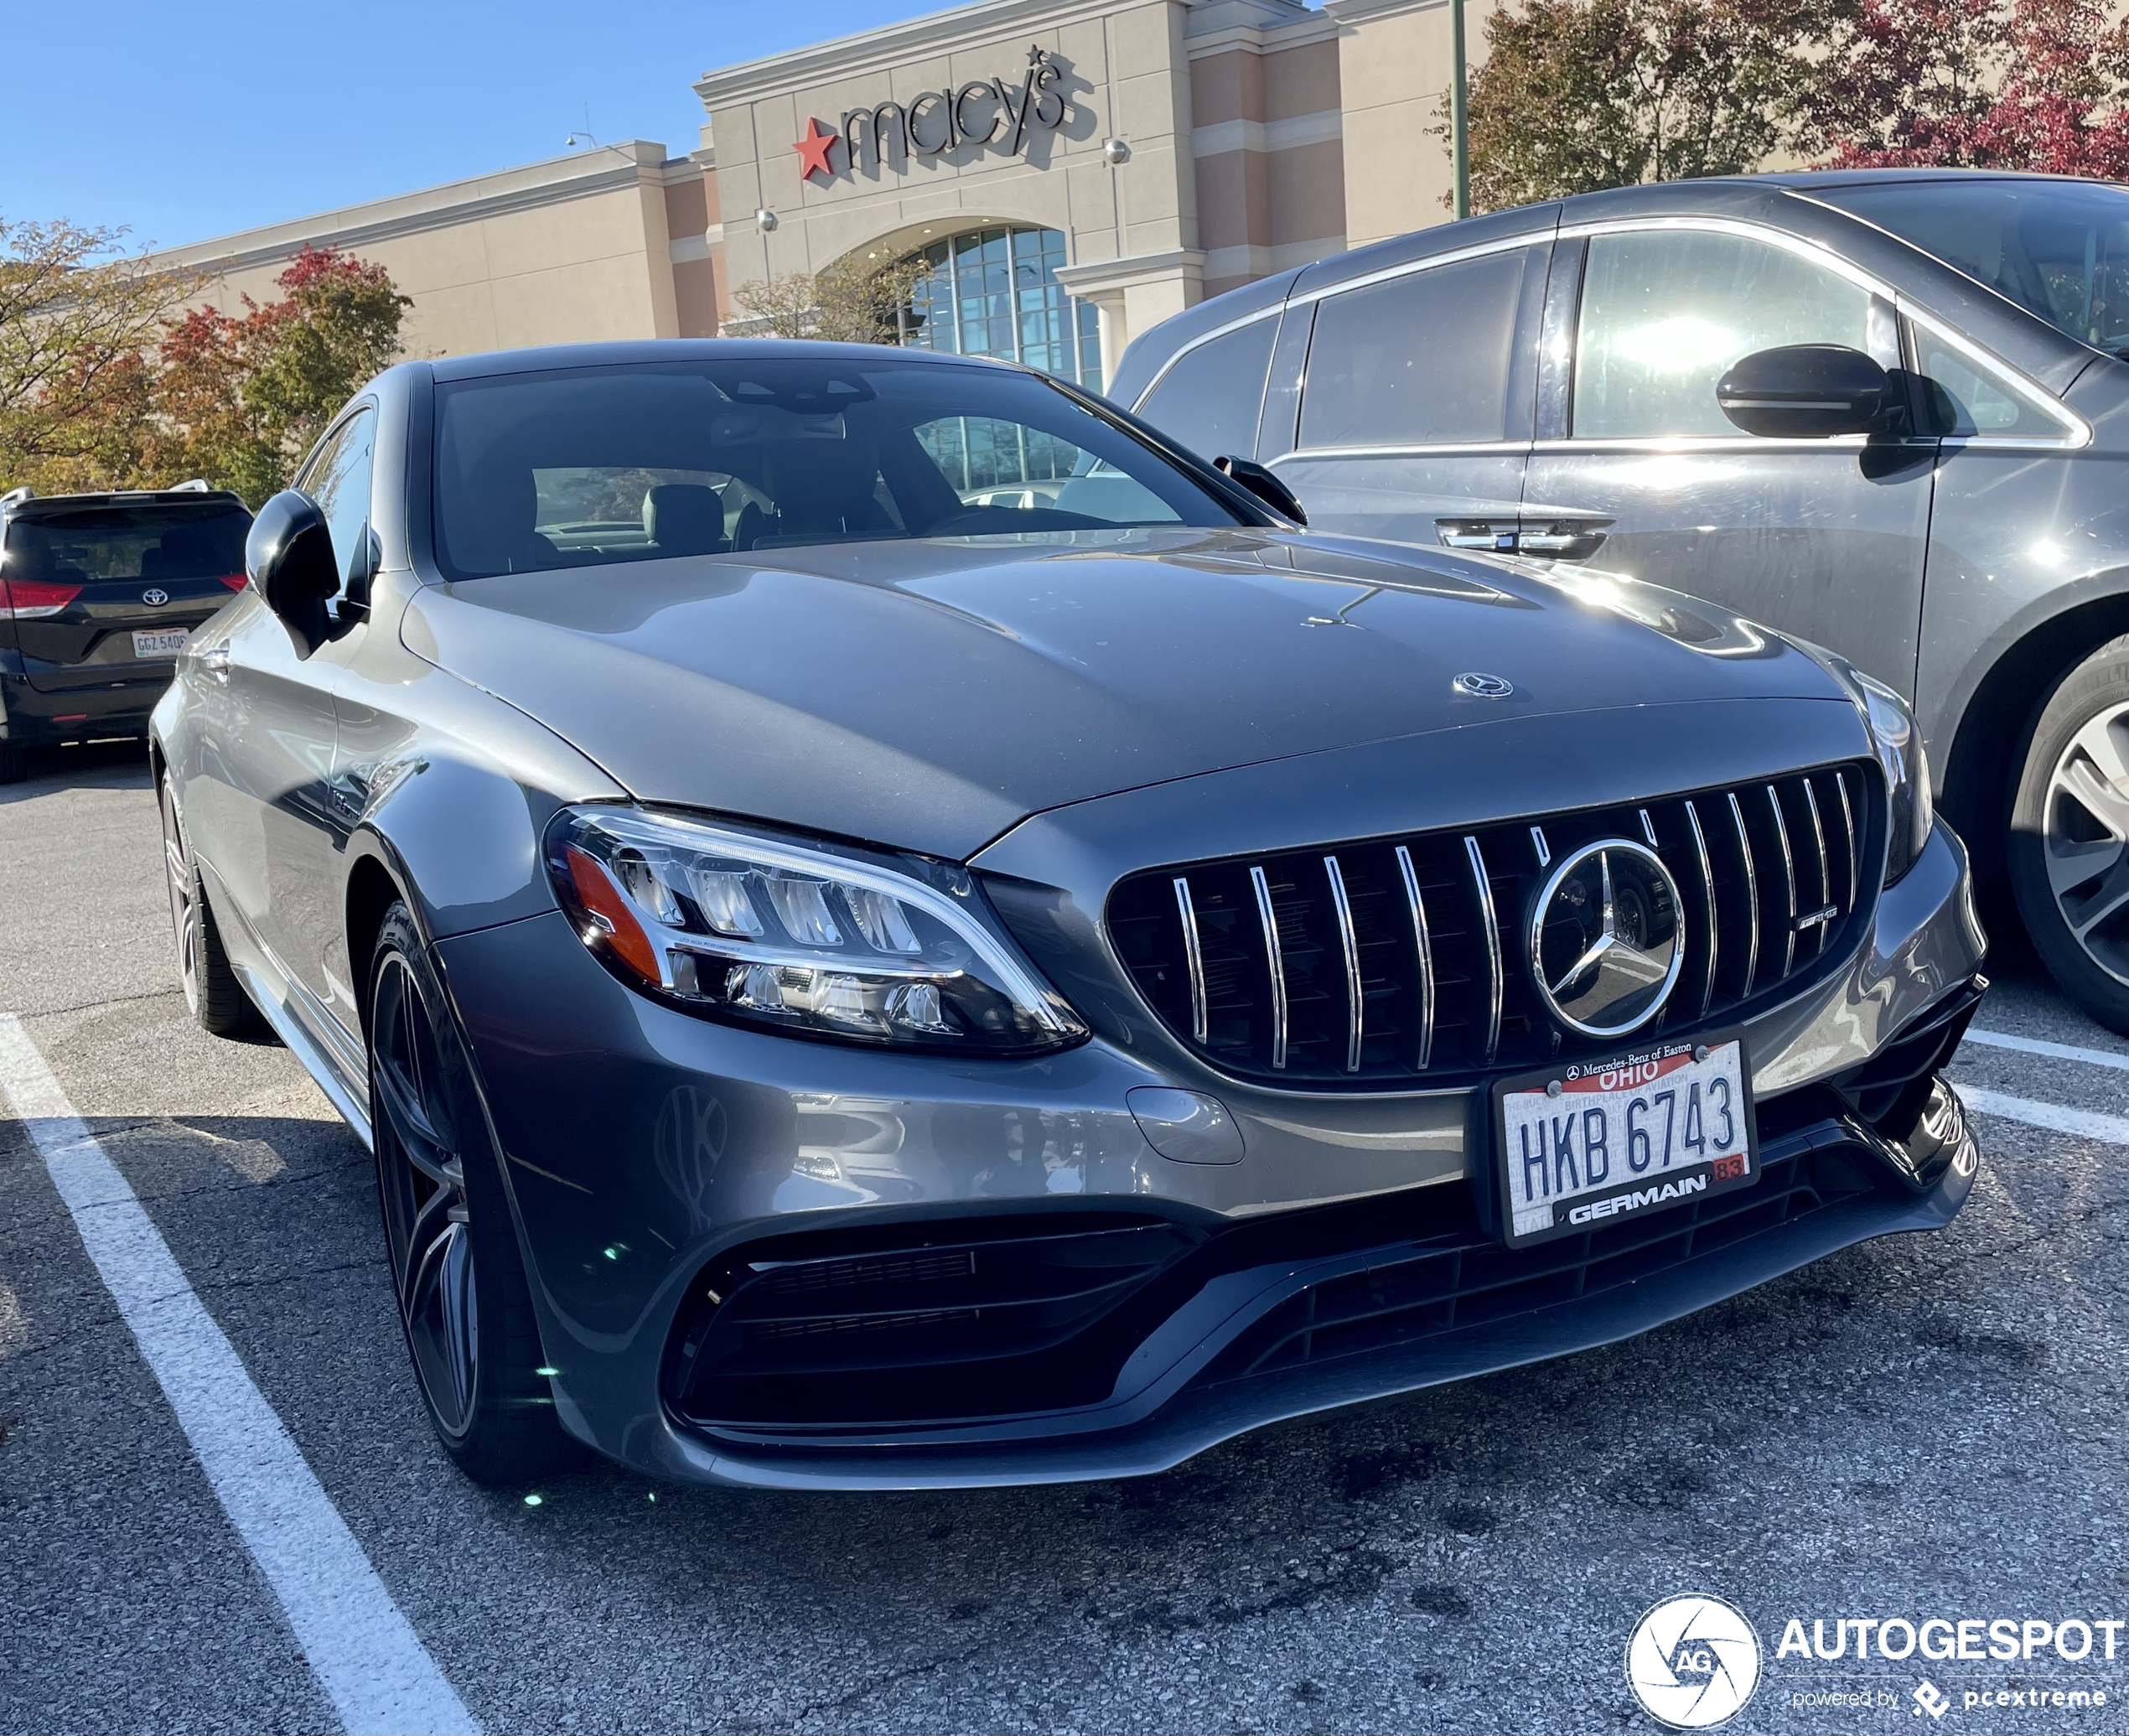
[3,0,942,251]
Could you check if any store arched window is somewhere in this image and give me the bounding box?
[894,225,1103,392]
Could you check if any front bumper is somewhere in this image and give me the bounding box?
[435,819,1985,1489]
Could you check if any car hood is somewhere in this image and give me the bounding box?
[401,527,1850,861]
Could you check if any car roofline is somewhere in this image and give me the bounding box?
[426,337,1028,385]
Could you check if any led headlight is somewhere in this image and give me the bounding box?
[1850,670,1933,886]
[546,806,1087,1054]
[1795,649,1934,887]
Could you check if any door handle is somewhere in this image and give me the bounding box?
[196,644,231,681]
[1434,514,1614,561]
[1435,518,1523,552]
[1515,516,1613,561]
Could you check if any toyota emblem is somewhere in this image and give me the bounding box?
[142,588,169,607]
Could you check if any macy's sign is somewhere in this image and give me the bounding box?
[792,45,1070,181]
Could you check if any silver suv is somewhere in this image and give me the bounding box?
[1112,170,2129,1034]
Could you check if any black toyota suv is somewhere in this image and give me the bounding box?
[0,485,253,781]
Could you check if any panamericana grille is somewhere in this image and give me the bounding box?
[1106,761,1882,1088]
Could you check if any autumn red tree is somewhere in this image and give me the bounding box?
[148,246,411,503]
[1800,0,2129,174]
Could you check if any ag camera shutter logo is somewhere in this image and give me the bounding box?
[1626,1593,1763,1728]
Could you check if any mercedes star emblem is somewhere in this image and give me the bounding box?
[141,588,169,607]
[1528,838,1685,1038]
[1452,671,1513,698]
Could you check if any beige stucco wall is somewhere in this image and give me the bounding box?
[142,0,1525,378]
[156,144,692,360]
[1189,25,1345,298]
[697,0,1208,359]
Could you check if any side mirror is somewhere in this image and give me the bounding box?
[1716,345,1895,439]
[246,490,337,655]
[1214,454,1308,526]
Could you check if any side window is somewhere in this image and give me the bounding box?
[1573,231,1878,438]
[303,407,376,595]
[1909,326,2067,439]
[1134,316,1278,460]
[1298,247,1540,448]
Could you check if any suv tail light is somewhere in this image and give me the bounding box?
[219,573,247,591]
[0,578,82,619]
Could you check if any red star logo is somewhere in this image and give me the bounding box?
[793,118,837,181]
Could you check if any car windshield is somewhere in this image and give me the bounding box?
[4,504,251,586]
[1816,179,2129,355]
[430,355,1251,578]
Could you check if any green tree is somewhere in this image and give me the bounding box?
[730,254,931,344]
[1458,0,1821,210]
[149,246,410,502]
[0,215,194,492]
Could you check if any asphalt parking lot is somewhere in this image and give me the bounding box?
[2,738,2125,1736]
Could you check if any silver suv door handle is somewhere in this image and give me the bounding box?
[197,644,231,681]
[1516,517,1613,560]
[1437,512,1614,562]
[1435,518,1523,552]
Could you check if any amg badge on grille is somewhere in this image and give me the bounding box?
[1528,839,1685,1038]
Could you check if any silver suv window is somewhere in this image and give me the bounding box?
[1573,230,1878,439]
[1818,178,2129,356]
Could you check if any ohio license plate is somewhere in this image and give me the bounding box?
[1494,1038,1756,1249]
[132,629,188,658]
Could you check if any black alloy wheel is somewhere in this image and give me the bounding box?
[158,775,262,1037]
[2011,634,2129,1034]
[367,901,584,1484]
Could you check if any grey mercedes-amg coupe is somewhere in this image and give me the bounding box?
[153,340,1984,1490]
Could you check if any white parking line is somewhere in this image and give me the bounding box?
[1963,1027,2129,1072]
[0,1013,477,1736]
[1955,1082,2129,1146]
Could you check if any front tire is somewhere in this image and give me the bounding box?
[2009,635,2129,1034]
[367,902,584,1485]
[159,775,263,1038]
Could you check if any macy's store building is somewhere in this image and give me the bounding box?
[163,0,1476,384]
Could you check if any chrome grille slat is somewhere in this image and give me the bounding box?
[1684,799,1717,1018]
[1107,759,1880,1089]
[1396,843,1435,1072]
[1765,782,1797,978]
[1173,876,1209,1044]
[1250,864,1289,1070]
[1324,855,1365,1073]
[1465,836,1503,1066]
[1801,779,1831,961]
[1728,791,1760,996]
[1837,770,1859,912]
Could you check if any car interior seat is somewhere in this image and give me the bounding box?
[448,463,560,574]
[750,440,894,548]
[641,485,729,557]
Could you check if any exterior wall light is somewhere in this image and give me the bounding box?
[1101,137,1131,166]
[755,208,779,233]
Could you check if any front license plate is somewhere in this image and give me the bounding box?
[132,629,188,658]
[1494,1038,1756,1249]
